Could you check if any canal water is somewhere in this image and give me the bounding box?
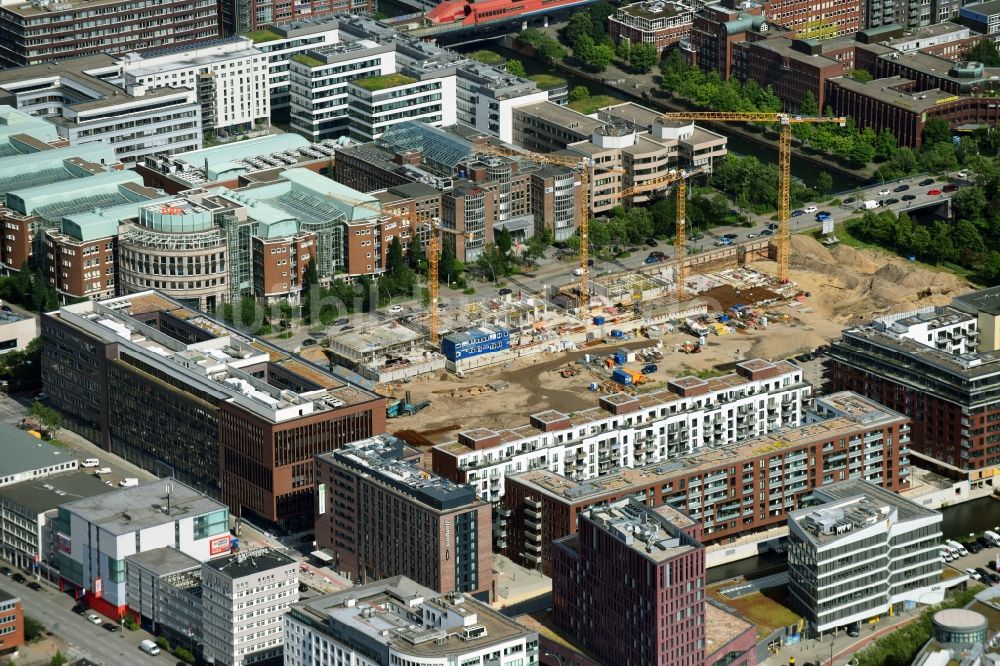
[447,39,860,191]
[706,496,1000,584]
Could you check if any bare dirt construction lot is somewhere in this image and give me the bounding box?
[390,235,973,448]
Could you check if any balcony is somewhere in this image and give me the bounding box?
[525,517,540,531]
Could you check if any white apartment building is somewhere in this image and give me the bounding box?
[0,55,201,167]
[243,19,343,109]
[787,480,945,634]
[284,576,540,666]
[874,306,979,356]
[346,71,456,141]
[118,37,270,135]
[432,359,811,503]
[201,548,299,666]
[126,547,204,647]
[55,478,231,618]
[288,39,396,140]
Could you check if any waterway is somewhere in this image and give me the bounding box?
[447,39,860,192]
[706,496,1000,584]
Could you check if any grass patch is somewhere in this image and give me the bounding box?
[568,94,620,115]
[354,73,417,91]
[468,49,504,64]
[242,28,283,43]
[941,567,962,581]
[692,367,728,379]
[710,586,801,639]
[528,73,567,90]
[291,53,324,68]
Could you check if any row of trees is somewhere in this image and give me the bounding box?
[516,29,567,64]
[562,3,657,73]
[710,155,813,213]
[0,262,63,313]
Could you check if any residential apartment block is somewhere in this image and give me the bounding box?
[41,291,384,529]
[56,478,231,619]
[961,0,1000,41]
[432,359,810,504]
[222,0,370,36]
[284,576,540,666]
[0,0,220,68]
[829,293,1000,476]
[500,391,911,574]
[314,435,492,599]
[787,480,944,633]
[553,499,756,666]
[0,56,202,167]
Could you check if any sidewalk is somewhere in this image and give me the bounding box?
[764,611,921,666]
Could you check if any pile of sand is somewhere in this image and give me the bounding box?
[830,244,880,274]
[749,329,828,359]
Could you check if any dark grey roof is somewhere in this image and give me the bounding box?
[0,423,80,477]
[0,471,111,514]
[386,182,440,199]
[953,286,1000,316]
[203,549,295,579]
[125,546,201,576]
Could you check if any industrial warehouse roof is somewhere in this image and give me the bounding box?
[174,134,310,180]
[283,167,378,222]
[8,170,149,218]
[0,471,112,515]
[0,105,58,144]
[377,121,472,171]
[0,423,81,479]
[61,477,227,535]
[0,143,117,196]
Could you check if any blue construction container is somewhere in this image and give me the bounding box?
[593,316,606,325]
[610,329,625,339]
[614,351,627,365]
[441,325,510,361]
[611,368,633,385]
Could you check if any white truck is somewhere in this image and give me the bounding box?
[139,639,161,656]
[118,477,139,488]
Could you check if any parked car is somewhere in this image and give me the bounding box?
[723,233,738,240]
[103,622,120,633]
[87,613,102,625]
[388,305,403,315]
[27,582,42,592]
[139,639,161,656]
[302,338,317,347]
[958,170,968,179]
[499,288,513,296]
[964,541,982,554]
[333,318,349,326]
[1,567,10,577]
[976,567,993,583]
[967,568,983,581]
[803,206,818,214]
[12,573,25,584]
[72,604,88,615]
[941,549,955,563]
[791,209,805,217]
[645,238,659,247]
[919,178,934,186]
[847,622,860,637]
[816,213,832,223]
[748,232,758,238]
[978,535,994,549]
[691,233,705,241]
[843,197,856,204]
[894,184,910,192]
[928,189,943,196]
[714,238,733,247]
[767,223,779,230]
[943,183,959,193]
[902,194,917,201]
[884,198,900,206]
[984,530,1000,546]
[760,229,774,236]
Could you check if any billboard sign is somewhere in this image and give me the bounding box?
[210,535,231,556]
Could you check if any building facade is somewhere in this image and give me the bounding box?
[201,549,299,666]
[0,592,23,657]
[787,480,944,633]
[828,296,1000,476]
[41,291,384,529]
[500,392,911,574]
[56,478,231,619]
[0,311,33,354]
[0,0,220,68]
[609,1,696,53]
[432,359,811,504]
[284,576,540,666]
[553,500,707,666]
[314,435,493,599]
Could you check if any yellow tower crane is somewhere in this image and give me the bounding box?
[618,168,703,302]
[655,113,846,282]
[473,144,597,309]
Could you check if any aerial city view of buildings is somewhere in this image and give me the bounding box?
[0,0,999,663]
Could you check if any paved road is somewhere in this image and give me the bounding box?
[0,577,157,666]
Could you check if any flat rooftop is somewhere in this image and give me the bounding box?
[617,0,693,20]
[204,548,294,579]
[331,322,422,355]
[705,603,754,656]
[0,423,80,477]
[125,546,201,577]
[506,392,905,503]
[0,471,111,514]
[829,75,957,111]
[326,435,480,512]
[962,0,1000,16]
[514,102,603,135]
[60,477,227,536]
[888,306,974,332]
[954,286,1000,316]
[587,500,700,563]
[291,576,532,657]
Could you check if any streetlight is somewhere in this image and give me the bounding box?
[543,651,567,665]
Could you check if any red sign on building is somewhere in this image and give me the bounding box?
[93,577,103,599]
[209,535,231,556]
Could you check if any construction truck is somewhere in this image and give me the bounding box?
[386,391,431,418]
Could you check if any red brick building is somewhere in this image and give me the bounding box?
[0,592,23,657]
[733,36,846,110]
[609,1,696,53]
[500,392,910,575]
[314,435,493,600]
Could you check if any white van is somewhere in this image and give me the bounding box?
[862,200,879,210]
[93,467,111,476]
[80,458,100,468]
[946,540,968,556]
[941,548,955,562]
[985,530,1000,546]
[118,477,139,488]
[139,639,161,656]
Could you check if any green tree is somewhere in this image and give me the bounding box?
[573,33,595,63]
[953,219,986,263]
[49,652,67,666]
[968,39,1000,66]
[920,141,959,172]
[0,338,41,391]
[952,185,987,221]
[407,236,425,272]
[628,42,658,74]
[815,171,834,195]
[874,128,898,161]
[172,647,195,665]
[24,617,44,642]
[495,226,513,257]
[922,116,952,147]
[587,1,616,40]
[439,244,457,284]
[538,40,567,63]
[386,236,406,278]
[799,90,818,116]
[850,69,874,82]
[615,39,630,62]
[505,59,526,77]
[29,400,62,431]
[564,10,594,48]
[568,85,590,102]
[588,44,615,72]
